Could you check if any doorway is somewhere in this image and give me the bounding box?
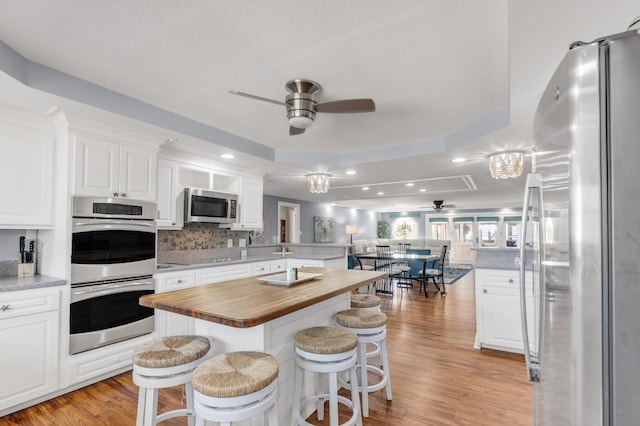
[277,202,300,243]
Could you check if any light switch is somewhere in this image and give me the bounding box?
[227,239,233,248]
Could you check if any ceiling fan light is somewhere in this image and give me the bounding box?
[307,173,331,193]
[488,151,525,179]
[289,116,314,129]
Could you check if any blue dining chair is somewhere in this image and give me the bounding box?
[405,248,431,293]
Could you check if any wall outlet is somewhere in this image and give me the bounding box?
[227,239,233,248]
[239,238,246,247]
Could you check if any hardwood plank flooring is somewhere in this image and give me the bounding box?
[2,270,533,425]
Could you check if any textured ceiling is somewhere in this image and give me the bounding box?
[0,0,638,212]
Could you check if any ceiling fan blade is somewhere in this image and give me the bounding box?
[229,90,286,106]
[290,126,305,136]
[315,99,375,113]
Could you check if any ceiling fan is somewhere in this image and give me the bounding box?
[431,200,455,212]
[229,79,376,136]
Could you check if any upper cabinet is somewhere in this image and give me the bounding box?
[0,107,55,228]
[157,153,264,230]
[73,134,157,201]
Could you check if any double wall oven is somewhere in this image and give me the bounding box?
[70,197,156,355]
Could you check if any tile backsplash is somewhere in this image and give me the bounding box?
[158,223,251,252]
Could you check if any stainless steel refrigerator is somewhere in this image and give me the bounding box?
[519,29,640,425]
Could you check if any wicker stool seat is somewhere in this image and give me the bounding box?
[336,309,393,418]
[192,351,279,425]
[292,326,362,426]
[132,335,211,426]
[350,294,381,311]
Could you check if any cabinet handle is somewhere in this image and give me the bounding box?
[482,288,488,294]
[177,279,183,283]
[508,278,514,284]
[1,304,10,312]
[120,192,127,197]
[113,192,119,197]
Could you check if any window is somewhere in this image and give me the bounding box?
[504,216,522,248]
[429,218,449,240]
[477,216,499,248]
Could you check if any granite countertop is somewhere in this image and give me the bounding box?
[0,275,67,292]
[156,253,345,273]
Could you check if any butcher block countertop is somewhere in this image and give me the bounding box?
[140,267,386,328]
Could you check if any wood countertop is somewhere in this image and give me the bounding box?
[140,267,386,328]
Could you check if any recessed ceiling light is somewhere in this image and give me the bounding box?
[419,188,427,192]
[346,170,357,175]
[362,187,370,191]
[377,192,384,195]
[406,183,414,187]
[221,154,235,159]
[452,157,466,163]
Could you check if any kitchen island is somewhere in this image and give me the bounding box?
[140,267,385,424]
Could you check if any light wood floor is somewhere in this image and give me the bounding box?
[2,270,533,425]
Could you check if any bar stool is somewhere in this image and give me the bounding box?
[192,351,279,426]
[335,309,392,418]
[350,294,381,311]
[292,326,362,426]
[132,335,211,426]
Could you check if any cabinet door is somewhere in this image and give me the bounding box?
[479,286,534,353]
[156,160,183,229]
[73,134,119,197]
[0,128,54,227]
[0,310,59,410]
[238,177,263,229]
[119,145,157,201]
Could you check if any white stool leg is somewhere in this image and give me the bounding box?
[328,371,339,426]
[291,363,303,426]
[143,387,159,426]
[195,415,205,426]
[136,387,146,426]
[349,363,363,426]
[358,341,370,417]
[316,374,325,421]
[185,382,195,426]
[267,399,279,426]
[380,337,392,400]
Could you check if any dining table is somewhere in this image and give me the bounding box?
[356,252,438,294]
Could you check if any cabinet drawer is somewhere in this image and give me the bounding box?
[251,262,271,276]
[270,260,286,272]
[156,271,195,292]
[478,269,521,289]
[0,287,60,320]
[69,347,134,384]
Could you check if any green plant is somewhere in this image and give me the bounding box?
[377,220,391,238]
[395,221,413,239]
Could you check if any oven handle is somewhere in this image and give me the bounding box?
[73,281,152,295]
[74,221,155,227]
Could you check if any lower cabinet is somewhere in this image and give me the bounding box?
[155,270,196,337]
[0,287,60,411]
[475,268,534,353]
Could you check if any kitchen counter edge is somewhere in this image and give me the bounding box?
[155,254,344,273]
[0,275,67,292]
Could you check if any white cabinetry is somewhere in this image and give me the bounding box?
[0,108,54,228]
[155,270,195,337]
[475,268,534,353]
[73,134,157,201]
[286,258,324,269]
[0,287,60,411]
[195,263,252,286]
[156,159,184,229]
[221,176,264,230]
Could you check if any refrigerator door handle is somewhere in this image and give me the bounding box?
[520,173,542,383]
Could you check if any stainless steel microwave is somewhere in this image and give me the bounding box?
[184,188,238,224]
